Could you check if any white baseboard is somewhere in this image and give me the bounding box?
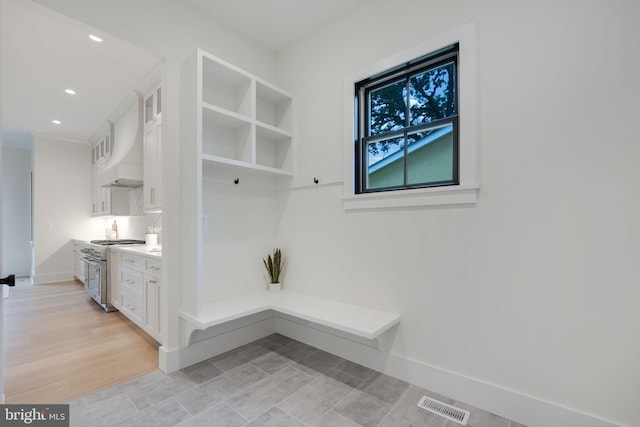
[173,314,621,427]
[33,271,73,284]
[275,316,620,427]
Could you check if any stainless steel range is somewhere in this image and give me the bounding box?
[80,239,145,312]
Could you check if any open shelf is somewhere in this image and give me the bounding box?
[202,54,252,118]
[256,81,292,132]
[256,125,293,171]
[202,106,252,163]
[195,49,294,177]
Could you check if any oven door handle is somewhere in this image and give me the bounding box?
[81,256,101,265]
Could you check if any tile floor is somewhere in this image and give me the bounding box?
[69,334,526,427]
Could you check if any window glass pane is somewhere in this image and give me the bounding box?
[407,124,454,185]
[409,61,456,126]
[367,137,405,189]
[368,80,406,136]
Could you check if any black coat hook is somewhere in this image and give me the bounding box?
[313,177,319,184]
[234,178,240,184]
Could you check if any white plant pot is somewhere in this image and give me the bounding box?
[268,282,282,293]
[146,233,158,247]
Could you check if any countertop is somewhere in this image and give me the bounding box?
[113,245,162,258]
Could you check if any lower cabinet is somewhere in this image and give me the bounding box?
[73,241,85,283]
[114,251,162,343]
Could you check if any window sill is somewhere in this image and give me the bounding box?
[343,184,478,210]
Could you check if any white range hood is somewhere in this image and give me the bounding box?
[96,91,144,188]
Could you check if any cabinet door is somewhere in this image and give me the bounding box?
[143,121,162,211]
[144,275,161,341]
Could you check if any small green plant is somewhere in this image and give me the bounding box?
[263,248,284,283]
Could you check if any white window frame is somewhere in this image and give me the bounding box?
[343,23,478,210]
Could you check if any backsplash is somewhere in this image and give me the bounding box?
[87,212,161,245]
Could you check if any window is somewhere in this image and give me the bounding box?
[355,44,459,193]
[343,23,477,210]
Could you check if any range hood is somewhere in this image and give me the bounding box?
[95,91,144,189]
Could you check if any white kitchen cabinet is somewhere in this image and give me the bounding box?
[115,250,162,343]
[92,186,110,216]
[144,85,161,125]
[72,240,85,283]
[91,186,132,216]
[92,122,114,165]
[144,84,162,212]
[143,121,162,212]
[144,260,161,340]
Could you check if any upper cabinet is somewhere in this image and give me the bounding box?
[92,121,114,165]
[144,84,162,212]
[184,49,294,177]
[145,85,162,125]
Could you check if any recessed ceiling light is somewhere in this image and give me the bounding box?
[65,89,76,95]
[89,34,103,43]
[52,120,61,125]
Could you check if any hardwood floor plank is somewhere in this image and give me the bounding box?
[3,280,159,404]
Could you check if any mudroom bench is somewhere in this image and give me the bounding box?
[178,290,401,350]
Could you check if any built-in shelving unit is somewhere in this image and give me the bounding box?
[197,50,293,177]
[180,48,295,321]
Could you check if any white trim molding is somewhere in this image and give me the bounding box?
[343,22,479,210]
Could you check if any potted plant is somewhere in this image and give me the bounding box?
[263,248,284,292]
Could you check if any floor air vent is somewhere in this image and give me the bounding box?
[417,395,470,425]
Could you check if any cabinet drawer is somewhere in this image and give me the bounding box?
[120,268,144,293]
[146,258,162,275]
[121,286,143,323]
[120,253,144,271]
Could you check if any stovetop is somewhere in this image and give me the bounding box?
[90,239,146,246]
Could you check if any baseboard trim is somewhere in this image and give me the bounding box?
[33,272,73,284]
[274,316,620,427]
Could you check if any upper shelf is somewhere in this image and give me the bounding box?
[195,49,294,177]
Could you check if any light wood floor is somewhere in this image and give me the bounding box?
[3,280,159,404]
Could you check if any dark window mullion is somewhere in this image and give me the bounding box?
[403,78,411,186]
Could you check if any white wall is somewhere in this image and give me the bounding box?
[32,134,92,283]
[275,1,640,426]
[1,144,31,276]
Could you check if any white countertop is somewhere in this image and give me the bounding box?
[114,245,162,258]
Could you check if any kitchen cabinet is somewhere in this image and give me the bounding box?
[144,85,161,124]
[144,84,162,212]
[92,186,110,216]
[115,250,162,343]
[72,240,85,283]
[91,186,131,216]
[91,122,114,165]
[144,258,161,338]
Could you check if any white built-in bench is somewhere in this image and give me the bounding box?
[178,290,401,350]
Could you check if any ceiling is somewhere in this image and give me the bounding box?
[184,0,364,53]
[1,0,363,144]
[0,0,158,143]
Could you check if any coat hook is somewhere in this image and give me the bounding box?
[234,178,240,184]
[313,177,319,184]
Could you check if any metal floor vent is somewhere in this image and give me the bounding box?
[417,395,470,425]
